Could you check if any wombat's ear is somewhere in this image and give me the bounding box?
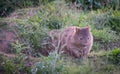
[86,26,91,31]
[75,27,79,33]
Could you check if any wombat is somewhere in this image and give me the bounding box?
[48,26,93,58]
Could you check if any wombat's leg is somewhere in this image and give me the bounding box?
[68,48,81,58]
[82,45,92,58]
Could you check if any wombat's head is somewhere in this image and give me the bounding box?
[72,26,93,46]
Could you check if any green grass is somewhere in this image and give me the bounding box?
[0,0,120,74]
[92,28,119,42]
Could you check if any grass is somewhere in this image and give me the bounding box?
[92,28,119,42]
[0,0,120,74]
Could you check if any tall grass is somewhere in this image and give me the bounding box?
[0,0,120,74]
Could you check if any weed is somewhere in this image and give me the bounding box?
[108,10,120,33]
[31,48,65,74]
[2,59,16,74]
[107,48,120,65]
[92,28,118,42]
[11,40,27,54]
[92,42,101,51]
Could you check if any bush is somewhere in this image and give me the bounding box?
[31,50,65,74]
[2,55,30,74]
[65,0,101,10]
[108,11,120,33]
[89,10,120,34]
[36,3,65,29]
[92,28,118,42]
[65,0,120,10]
[0,0,37,17]
[13,1,71,54]
[108,48,120,65]
[15,21,48,53]
[0,0,55,17]
[2,59,16,74]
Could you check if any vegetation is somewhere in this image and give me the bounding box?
[0,0,120,74]
[107,48,120,65]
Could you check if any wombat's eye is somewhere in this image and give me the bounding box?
[88,37,90,40]
[80,37,83,40]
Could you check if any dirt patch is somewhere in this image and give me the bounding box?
[0,27,16,52]
[0,7,40,57]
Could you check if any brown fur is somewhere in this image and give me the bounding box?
[48,26,93,58]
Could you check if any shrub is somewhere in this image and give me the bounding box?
[2,59,16,74]
[2,55,30,74]
[91,10,110,30]
[108,11,120,33]
[65,0,120,10]
[14,21,48,54]
[92,10,120,33]
[11,40,27,54]
[65,0,101,10]
[92,42,101,51]
[13,1,72,54]
[107,48,120,65]
[0,0,55,17]
[92,28,118,42]
[89,10,120,34]
[35,3,65,29]
[31,50,65,74]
